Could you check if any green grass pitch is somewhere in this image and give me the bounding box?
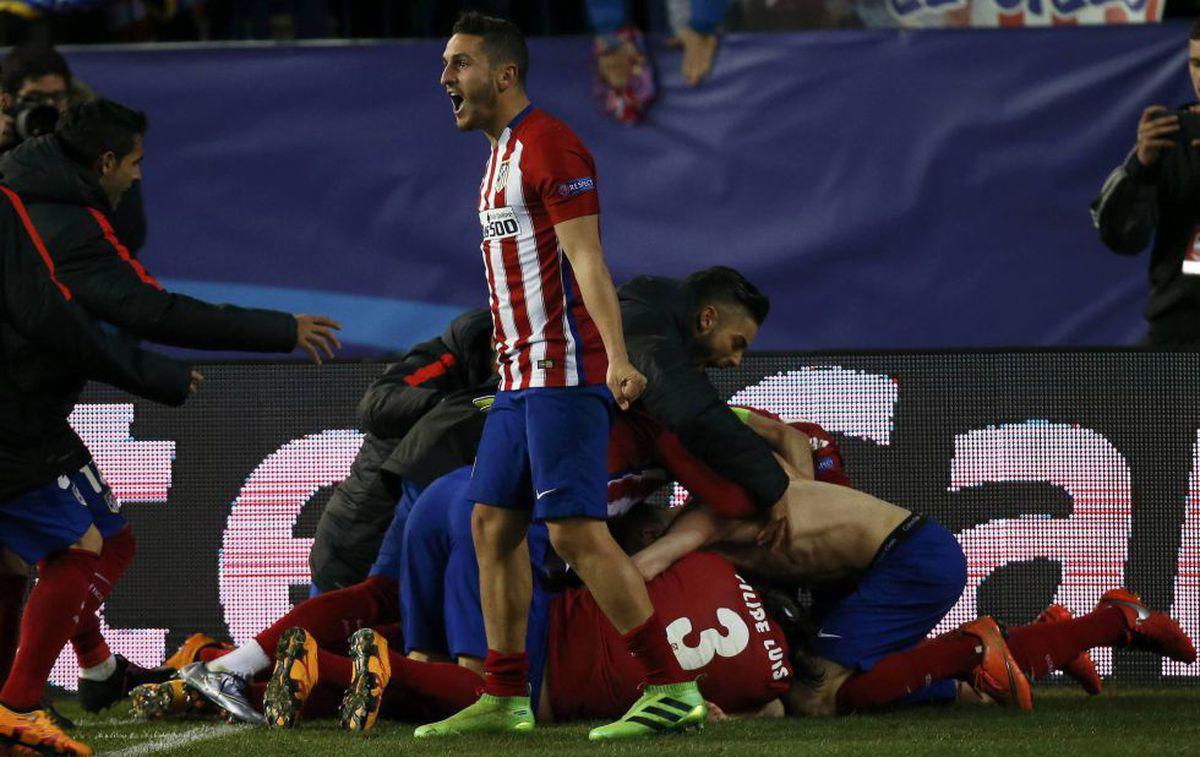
[48,687,1200,756]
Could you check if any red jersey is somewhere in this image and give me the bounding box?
[546,552,792,719]
[605,410,769,518]
[477,107,607,391]
[606,411,671,517]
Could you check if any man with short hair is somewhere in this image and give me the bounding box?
[1091,17,1200,347]
[620,266,790,514]
[0,98,341,750]
[0,43,71,150]
[420,12,704,739]
[0,151,199,756]
[0,42,150,254]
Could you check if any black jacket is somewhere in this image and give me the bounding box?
[0,185,191,500]
[309,309,497,590]
[0,135,299,501]
[619,275,788,509]
[0,135,297,352]
[1092,109,1200,346]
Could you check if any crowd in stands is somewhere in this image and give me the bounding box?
[1,0,1192,47]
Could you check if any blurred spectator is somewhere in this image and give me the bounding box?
[730,0,860,29]
[0,43,146,253]
[590,0,728,87]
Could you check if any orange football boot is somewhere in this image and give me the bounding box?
[263,627,320,729]
[0,704,92,756]
[339,628,392,732]
[960,617,1032,712]
[1036,604,1102,695]
[1099,589,1196,664]
[164,633,232,670]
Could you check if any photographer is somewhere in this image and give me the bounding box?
[1,42,147,253]
[1091,18,1200,347]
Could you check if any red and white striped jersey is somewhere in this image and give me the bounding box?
[476,106,608,391]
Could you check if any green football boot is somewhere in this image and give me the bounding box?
[588,681,706,741]
[413,693,535,737]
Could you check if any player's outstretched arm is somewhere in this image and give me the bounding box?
[630,504,746,581]
[556,214,645,409]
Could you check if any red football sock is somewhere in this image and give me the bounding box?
[383,652,483,720]
[0,549,99,711]
[0,573,28,686]
[72,613,109,670]
[71,527,137,669]
[623,613,686,686]
[1005,607,1128,679]
[836,632,980,714]
[254,576,399,658]
[482,650,528,698]
[315,648,354,689]
[299,681,346,719]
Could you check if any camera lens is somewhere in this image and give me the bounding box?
[14,101,59,140]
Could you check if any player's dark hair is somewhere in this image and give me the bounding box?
[1,43,71,96]
[686,266,771,326]
[452,10,529,87]
[758,586,824,689]
[1191,16,1200,41]
[56,98,147,167]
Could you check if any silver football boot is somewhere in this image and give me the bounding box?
[178,661,265,725]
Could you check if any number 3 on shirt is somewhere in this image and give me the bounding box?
[666,608,750,671]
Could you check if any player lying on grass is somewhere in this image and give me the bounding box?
[631,411,1197,714]
[139,409,1195,732]
[134,408,848,727]
[135,485,1195,729]
[167,406,767,725]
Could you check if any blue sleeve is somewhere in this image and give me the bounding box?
[585,0,629,34]
[689,0,730,34]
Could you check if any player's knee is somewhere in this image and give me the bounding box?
[545,519,607,564]
[72,525,104,555]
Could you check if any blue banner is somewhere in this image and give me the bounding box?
[64,24,1191,354]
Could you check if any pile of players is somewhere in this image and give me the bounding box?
[120,290,1195,737]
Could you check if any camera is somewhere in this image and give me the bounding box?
[5,92,62,142]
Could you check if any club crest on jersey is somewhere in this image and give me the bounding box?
[556,176,595,198]
[495,161,510,188]
[479,206,520,241]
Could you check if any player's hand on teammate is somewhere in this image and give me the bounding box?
[189,370,204,396]
[293,314,343,365]
[597,39,645,90]
[606,357,646,410]
[1136,105,1179,167]
[669,28,719,87]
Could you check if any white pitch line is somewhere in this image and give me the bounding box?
[105,723,248,756]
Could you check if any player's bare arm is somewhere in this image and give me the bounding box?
[631,504,758,581]
[743,412,814,480]
[555,214,645,409]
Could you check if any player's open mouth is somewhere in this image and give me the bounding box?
[449,92,465,114]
